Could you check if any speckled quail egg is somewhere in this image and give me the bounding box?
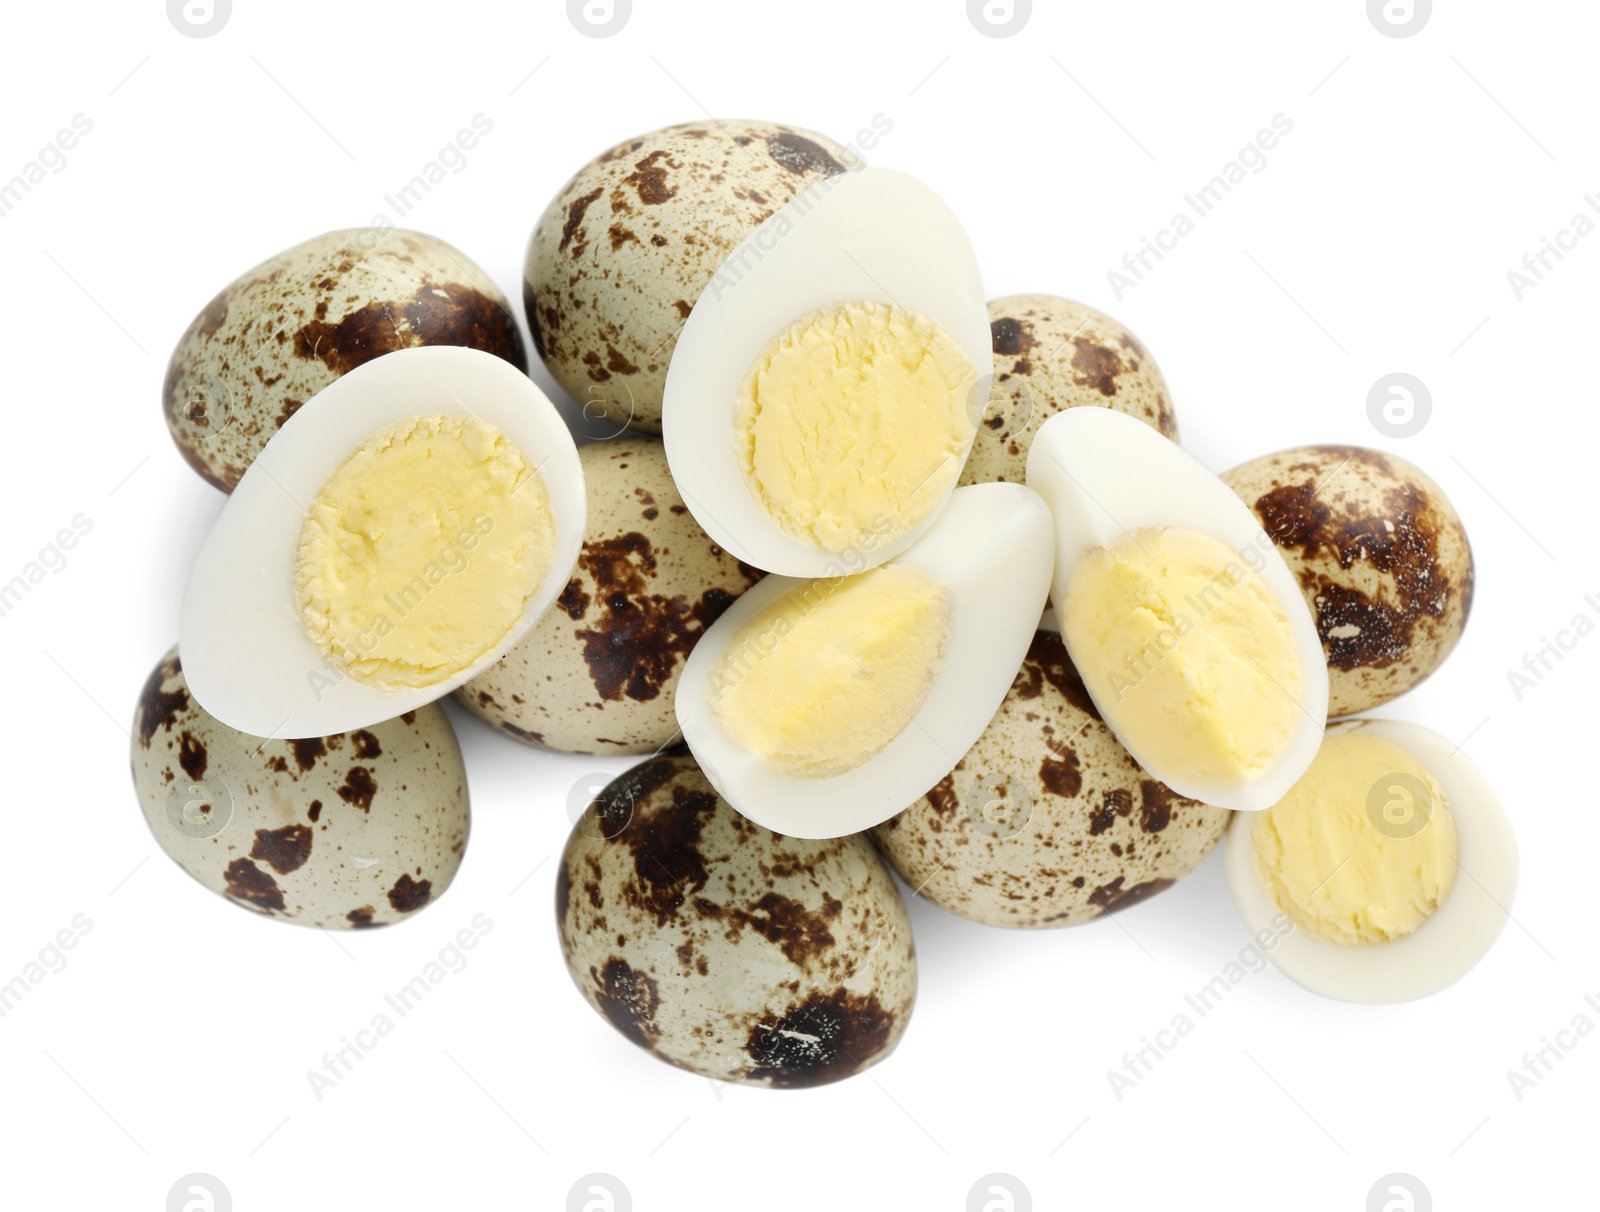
[1222,445,1474,717]
[526,119,854,434]
[131,647,469,928]
[872,630,1231,927]
[164,228,527,491]
[457,435,762,754]
[962,294,1178,487]
[557,750,915,1087]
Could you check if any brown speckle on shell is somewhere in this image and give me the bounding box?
[1223,445,1473,716]
[557,752,914,1087]
[524,120,854,433]
[163,230,526,492]
[872,631,1229,928]
[129,646,469,929]
[963,295,1179,487]
[458,437,761,755]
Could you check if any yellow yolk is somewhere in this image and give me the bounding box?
[707,564,950,777]
[1251,731,1459,945]
[296,414,555,689]
[734,301,977,554]
[1060,526,1304,788]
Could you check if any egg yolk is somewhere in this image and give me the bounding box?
[733,300,978,554]
[1251,731,1459,945]
[295,414,555,690]
[1059,526,1304,789]
[707,564,950,777]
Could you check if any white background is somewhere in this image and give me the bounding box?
[0,1,1592,1208]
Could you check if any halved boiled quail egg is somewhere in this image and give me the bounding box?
[675,482,1053,839]
[663,167,990,577]
[180,346,585,739]
[1026,408,1328,810]
[1224,718,1517,1003]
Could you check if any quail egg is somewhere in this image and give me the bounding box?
[872,630,1231,927]
[965,294,1179,487]
[1028,409,1328,811]
[664,167,989,576]
[675,483,1054,839]
[557,750,915,1087]
[1222,445,1474,717]
[526,120,855,434]
[1224,718,1516,1003]
[180,346,585,739]
[164,228,526,492]
[457,435,762,753]
[131,647,469,928]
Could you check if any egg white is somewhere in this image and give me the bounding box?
[662,167,990,577]
[675,482,1054,839]
[1224,719,1519,1004]
[180,346,585,739]
[1025,407,1328,810]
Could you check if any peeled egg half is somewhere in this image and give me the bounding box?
[663,167,990,577]
[1026,408,1327,810]
[676,482,1053,839]
[181,346,585,739]
[1224,719,1517,1003]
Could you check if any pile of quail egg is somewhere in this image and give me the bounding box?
[135,119,1483,1089]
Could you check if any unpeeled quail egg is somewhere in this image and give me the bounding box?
[1222,445,1474,717]
[131,647,469,928]
[457,435,762,753]
[526,120,855,433]
[557,751,915,1087]
[873,630,1231,927]
[164,228,526,491]
[965,294,1179,487]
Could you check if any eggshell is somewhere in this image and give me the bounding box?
[526,120,854,433]
[557,751,916,1087]
[1222,445,1474,716]
[873,631,1230,927]
[964,295,1179,487]
[457,436,763,753]
[130,647,469,928]
[164,229,526,492]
